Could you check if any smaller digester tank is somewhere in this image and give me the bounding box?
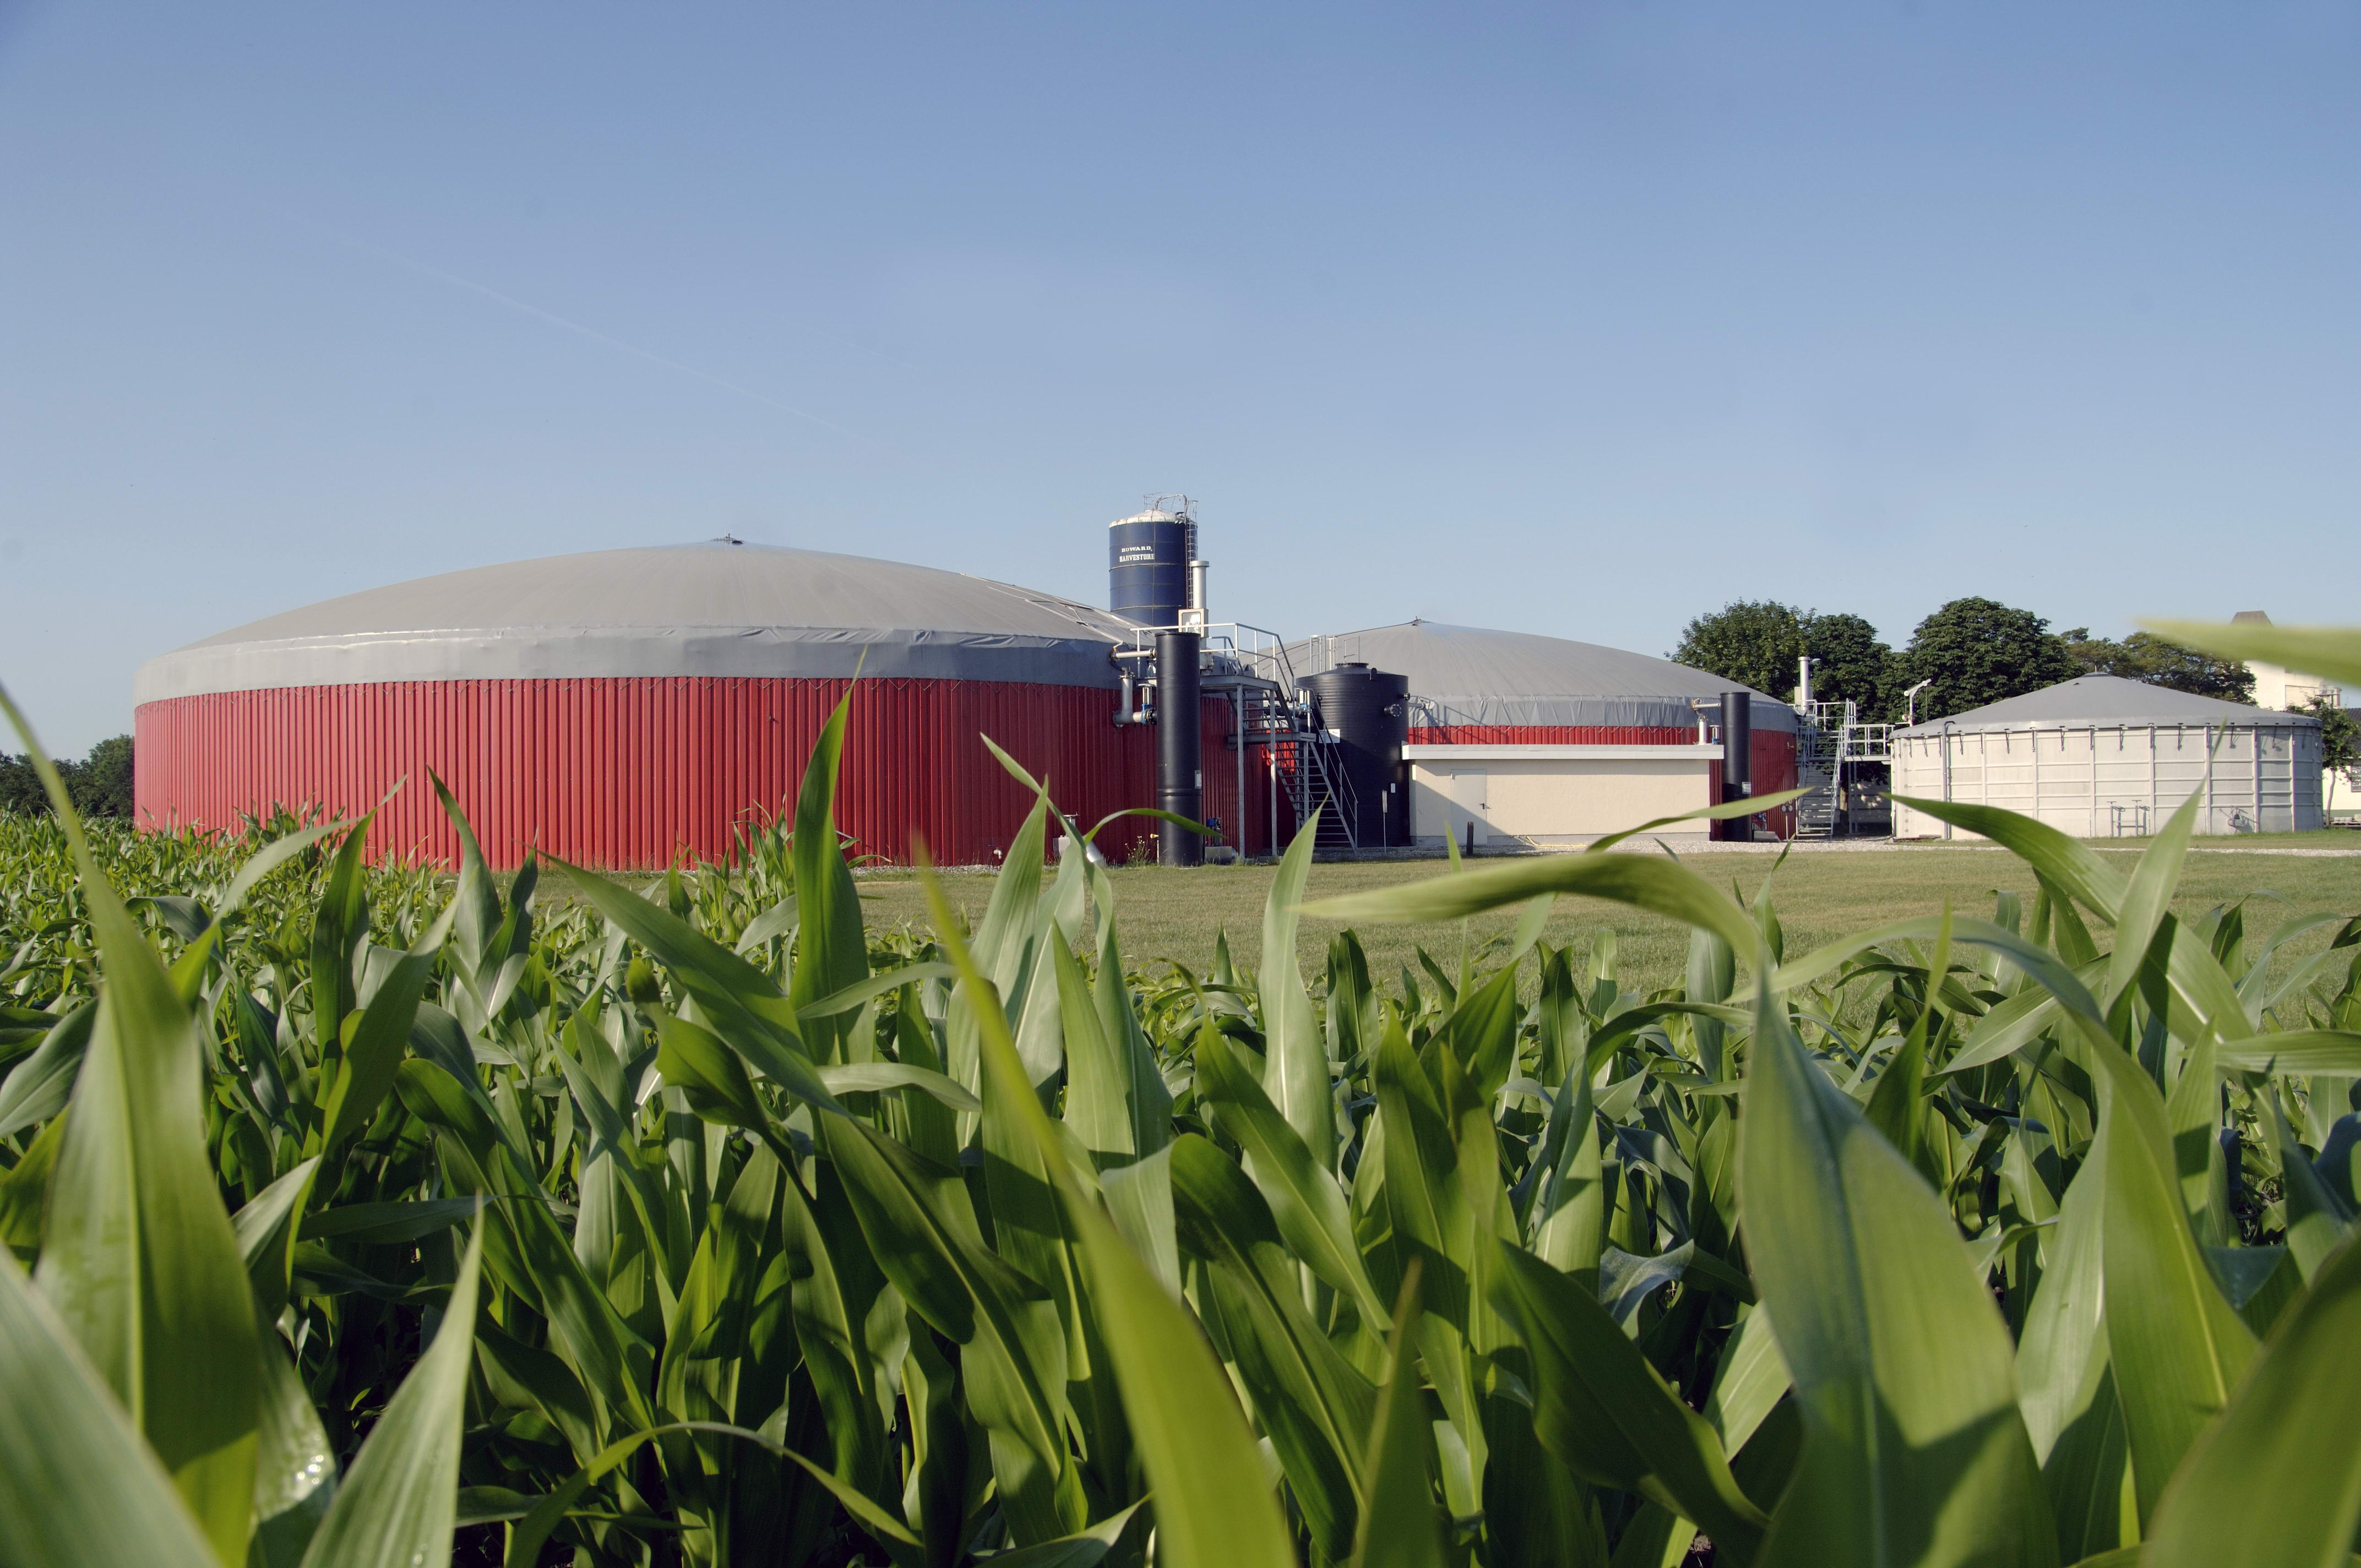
[1108,503,1196,629]
[1303,661,1411,847]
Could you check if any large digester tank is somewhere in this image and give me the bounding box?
[132,542,1162,870]
[1304,661,1411,847]
[1107,508,1194,628]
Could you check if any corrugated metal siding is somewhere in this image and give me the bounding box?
[1750,727,1799,839]
[1407,724,1699,746]
[1702,731,1803,839]
[1891,722,2325,837]
[136,677,1171,870]
[1195,699,1274,858]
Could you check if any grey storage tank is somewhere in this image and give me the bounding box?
[1304,661,1412,847]
[1108,504,1195,629]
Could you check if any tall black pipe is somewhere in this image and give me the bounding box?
[1719,691,1751,842]
[1157,630,1203,866]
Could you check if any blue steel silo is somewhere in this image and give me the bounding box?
[1107,501,1195,628]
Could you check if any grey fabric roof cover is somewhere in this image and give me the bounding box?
[1898,675,2320,736]
[136,542,1136,702]
[1286,621,1797,733]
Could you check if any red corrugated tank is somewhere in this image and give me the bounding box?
[134,541,1201,869]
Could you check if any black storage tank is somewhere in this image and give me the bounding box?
[1108,509,1194,629]
[1304,662,1411,848]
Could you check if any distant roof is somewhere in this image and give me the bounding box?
[136,542,1135,702]
[1898,674,2319,736]
[1286,620,1797,733]
[2232,609,2272,625]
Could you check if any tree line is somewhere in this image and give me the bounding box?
[0,734,134,818]
[1669,595,2265,724]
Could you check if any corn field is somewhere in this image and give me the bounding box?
[3,619,2361,1568]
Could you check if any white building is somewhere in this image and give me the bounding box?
[1287,622,1799,850]
[1892,676,2324,839]
[2233,609,2340,711]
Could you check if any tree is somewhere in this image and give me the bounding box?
[0,754,42,816]
[2305,698,2359,792]
[1802,611,1902,722]
[0,736,136,819]
[1904,597,2075,721]
[1672,601,1903,718]
[2061,628,2255,703]
[68,736,136,819]
[1670,601,1808,700]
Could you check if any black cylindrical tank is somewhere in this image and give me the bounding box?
[1156,630,1203,866]
[1109,512,1193,629]
[1304,662,1411,848]
[1718,690,1752,841]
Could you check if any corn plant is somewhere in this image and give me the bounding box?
[2,627,2360,1568]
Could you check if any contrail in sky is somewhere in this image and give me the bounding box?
[288,212,869,441]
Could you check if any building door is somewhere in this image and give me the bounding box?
[1447,769,1489,846]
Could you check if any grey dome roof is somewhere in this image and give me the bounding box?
[1899,674,2320,737]
[1287,621,1797,733]
[136,542,1135,702]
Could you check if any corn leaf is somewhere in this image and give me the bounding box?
[2143,1232,2361,1567]
[920,867,1296,1568]
[1492,1245,1767,1561]
[1194,1021,1390,1324]
[0,1244,219,1567]
[1349,1266,1447,1568]
[26,761,260,1564]
[1261,810,1333,1170]
[2139,620,2361,690]
[2079,1039,2257,1527]
[296,1222,485,1568]
[1303,851,1761,958]
[1738,994,2057,1567]
[785,687,872,1064]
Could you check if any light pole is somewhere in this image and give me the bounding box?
[1904,679,1934,727]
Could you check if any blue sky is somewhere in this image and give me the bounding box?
[4,2,2357,754]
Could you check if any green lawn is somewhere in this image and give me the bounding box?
[853,846,2361,996]
[2073,828,2361,851]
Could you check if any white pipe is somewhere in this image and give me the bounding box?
[1233,686,1246,859]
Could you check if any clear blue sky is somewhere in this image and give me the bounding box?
[5,2,2357,755]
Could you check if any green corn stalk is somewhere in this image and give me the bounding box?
[1,633,2359,1567]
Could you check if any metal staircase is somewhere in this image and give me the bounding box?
[1792,700,1894,839]
[1261,703,1361,852]
[1122,623,1364,854]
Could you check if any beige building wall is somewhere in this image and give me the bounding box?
[1408,745,1718,848]
[1892,723,2323,837]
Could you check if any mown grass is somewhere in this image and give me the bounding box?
[2078,827,2361,849]
[850,847,2361,996]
